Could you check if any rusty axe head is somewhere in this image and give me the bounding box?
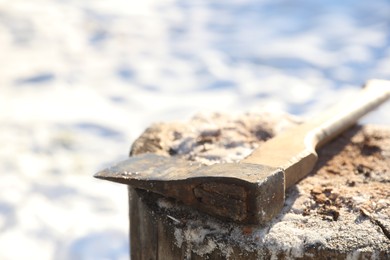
[95,80,390,225]
[95,153,284,224]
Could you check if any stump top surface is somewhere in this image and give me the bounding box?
[130,112,390,259]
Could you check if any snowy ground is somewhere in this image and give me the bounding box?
[1,0,389,259]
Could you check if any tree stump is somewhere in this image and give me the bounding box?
[128,112,390,259]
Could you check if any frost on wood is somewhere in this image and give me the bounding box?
[130,112,390,259]
[130,112,300,164]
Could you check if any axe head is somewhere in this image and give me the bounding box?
[94,153,285,225]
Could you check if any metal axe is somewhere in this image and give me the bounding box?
[95,79,390,225]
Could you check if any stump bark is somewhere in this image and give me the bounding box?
[128,112,390,259]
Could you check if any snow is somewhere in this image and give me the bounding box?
[0,0,389,259]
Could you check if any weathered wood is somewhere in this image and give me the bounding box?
[129,188,158,260]
[128,113,390,259]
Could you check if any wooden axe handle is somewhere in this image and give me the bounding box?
[243,79,390,188]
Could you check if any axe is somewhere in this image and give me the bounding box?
[95,79,390,225]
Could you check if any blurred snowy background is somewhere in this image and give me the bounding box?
[1,0,389,259]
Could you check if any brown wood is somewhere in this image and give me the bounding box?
[128,125,390,259]
[129,188,158,260]
[95,79,390,258]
